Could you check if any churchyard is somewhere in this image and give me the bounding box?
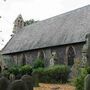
[1,5,90,90]
[0,36,90,90]
[0,52,90,90]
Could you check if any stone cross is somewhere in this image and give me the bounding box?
[49,52,57,66]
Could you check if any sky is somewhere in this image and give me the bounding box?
[0,0,90,50]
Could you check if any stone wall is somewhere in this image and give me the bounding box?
[3,43,84,67]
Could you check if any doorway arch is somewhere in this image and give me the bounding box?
[66,46,76,67]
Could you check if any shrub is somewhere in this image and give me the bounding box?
[8,65,20,75]
[45,65,70,83]
[74,68,88,90]
[86,67,90,74]
[19,65,32,75]
[32,65,70,84]
[3,65,33,79]
[33,58,44,69]
[74,67,90,90]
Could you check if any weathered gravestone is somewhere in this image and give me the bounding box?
[21,75,33,90]
[8,80,28,90]
[9,73,15,82]
[0,77,10,90]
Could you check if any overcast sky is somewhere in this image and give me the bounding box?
[0,0,90,49]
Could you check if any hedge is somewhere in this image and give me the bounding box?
[32,65,70,84]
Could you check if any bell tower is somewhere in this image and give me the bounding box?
[13,14,24,34]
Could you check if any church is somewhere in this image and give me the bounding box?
[1,5,90,67]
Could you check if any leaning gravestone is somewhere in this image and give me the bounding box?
[8,80,28,90]
[21,75,33,90]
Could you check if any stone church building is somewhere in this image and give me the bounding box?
[1,5,90,67]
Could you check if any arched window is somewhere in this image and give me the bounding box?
[22,54,26,65]
[18,20,20,25]
[38,50,45,60]
[67,47,75,67]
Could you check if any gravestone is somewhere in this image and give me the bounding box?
[0,77,9,90]
[21,75,33,90]
[8,80,28,90]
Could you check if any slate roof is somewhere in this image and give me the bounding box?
[2,5,90,54]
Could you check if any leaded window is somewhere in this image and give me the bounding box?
[22,54,26,65]
[67,47,75,67]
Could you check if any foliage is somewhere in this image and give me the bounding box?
[24,19,39,26]
[86,67,90,74]
[84,74,90,90]
[8,65,20,75]
[33,58,44,69]
[70,59,81,79]
[2,64,32,79]
[74,68,88,90]
[32,65,70,84]
[74,66,90,90]
[19,65,32,75]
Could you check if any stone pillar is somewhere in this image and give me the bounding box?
[81,33,90,67]
[86,33,90,66]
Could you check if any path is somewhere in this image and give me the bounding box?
[34,83,75,90]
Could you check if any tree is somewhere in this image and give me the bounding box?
[24,19,39,26]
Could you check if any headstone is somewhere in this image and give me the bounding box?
[21,75,33,90]
[9,74,15,82]
[0,77,9,90]
[8,80,28,90]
